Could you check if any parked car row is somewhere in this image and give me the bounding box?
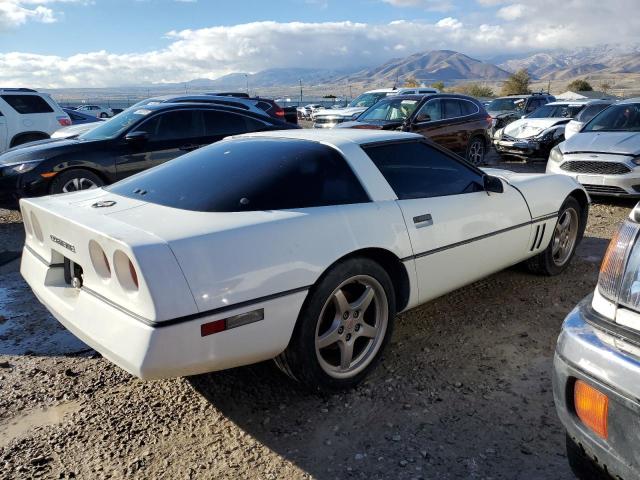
[6,84,640,479]
[0,102,297,207]
[547,98,640,198]
[493,99,613,160]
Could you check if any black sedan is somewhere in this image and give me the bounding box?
[0,103,298,208]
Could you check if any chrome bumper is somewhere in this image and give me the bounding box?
[553,295,640,479]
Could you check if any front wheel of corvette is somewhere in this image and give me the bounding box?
[276,257,396,392]
[526,196,586,276]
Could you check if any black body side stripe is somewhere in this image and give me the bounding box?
[82,284,311,328]
[401,212,558,262]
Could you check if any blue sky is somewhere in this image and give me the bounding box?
[0,0,637,87]
[2,0,467,55]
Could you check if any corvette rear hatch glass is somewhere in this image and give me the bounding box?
[107,138,369,212]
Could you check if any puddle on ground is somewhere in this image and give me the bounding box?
[0,271,90,356]
[0,401,82,448]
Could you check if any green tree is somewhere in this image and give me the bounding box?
[500,69,531,95]
[453,83,494,97]
[566,79,593,92]
[404,76,419,88]
[431,81,446,91]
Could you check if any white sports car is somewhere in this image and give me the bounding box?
[20,129,589,391]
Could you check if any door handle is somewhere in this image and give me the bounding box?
[413,213,433,228]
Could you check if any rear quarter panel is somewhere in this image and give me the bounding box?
[116,201,415,313]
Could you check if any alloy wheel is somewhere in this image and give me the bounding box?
[551,207,579,266]
[467,139,484,166]
[61,177,99,193]
[315,275,388,379]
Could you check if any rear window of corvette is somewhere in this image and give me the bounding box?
[107,138,370,212]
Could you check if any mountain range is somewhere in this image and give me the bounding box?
[153,44,640,91]
[498,44,640,80]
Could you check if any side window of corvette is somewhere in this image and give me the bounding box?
[364,141,484,200]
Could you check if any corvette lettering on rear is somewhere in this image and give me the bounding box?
[50,235,76,253]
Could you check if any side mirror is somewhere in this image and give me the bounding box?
[125,131,149,143]
[483,175,504,194]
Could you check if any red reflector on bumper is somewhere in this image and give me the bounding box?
[201,319,226,337]
[200,309,264,337]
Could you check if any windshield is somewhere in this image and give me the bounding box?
[575,103,611,123]
[527,104,584,119]
[487,97,526,112]
[583,103,640,132]
[348,92,388,108]
[78,107,153,140]
[359,99,419,122]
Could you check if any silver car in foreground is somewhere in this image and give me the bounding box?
[547,98,640,197]
[554,203,640,479]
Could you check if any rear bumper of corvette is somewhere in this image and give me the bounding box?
[21,245,307,379]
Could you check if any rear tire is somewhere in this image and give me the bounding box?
[566,434,608,479]
[50,169,105,194]
[526,196,586,276]
[100,112,109,118]
[466,136,486,166]
[276,257,396,392]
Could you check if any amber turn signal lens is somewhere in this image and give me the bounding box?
[574,380,608,439]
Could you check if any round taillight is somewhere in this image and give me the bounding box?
[113,250,139,292]
[30,212,43,243]
[89,240,111,279]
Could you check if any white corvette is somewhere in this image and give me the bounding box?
[20,129,589,391]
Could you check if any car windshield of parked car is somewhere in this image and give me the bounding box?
[583,104,640,132]
[107,138,369,211]
[527,104,584,119]
[78,107,152,140]
[487,98,526,112]
[575,103,612,123]
[348,93,388,109]
[359,99,419,122]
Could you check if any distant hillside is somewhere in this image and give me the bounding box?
[499,44,640,80]
[342,50,510,84]
[167,68,350,90]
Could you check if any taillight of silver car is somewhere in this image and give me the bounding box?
[598,219,640,303]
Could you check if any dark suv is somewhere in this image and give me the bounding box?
[0,103,297,207]
[487,93,555,135]
[338,94,491,165]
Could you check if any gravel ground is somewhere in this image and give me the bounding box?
[0,158,635,479]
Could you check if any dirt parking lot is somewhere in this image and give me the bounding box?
[0,158,635,480]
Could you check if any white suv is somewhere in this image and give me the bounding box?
[76,105,113,118]
[0,88,71,153]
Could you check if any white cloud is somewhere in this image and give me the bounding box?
[0,0,87,30]
[496,3,529,20]
[0,0,638,88]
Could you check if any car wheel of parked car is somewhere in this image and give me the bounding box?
[466,137,485,166]
[100,112,109,118]
[50,169,105,194]
[566,434,607,479]
[276,257,396,392]
[526,196,585,276]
